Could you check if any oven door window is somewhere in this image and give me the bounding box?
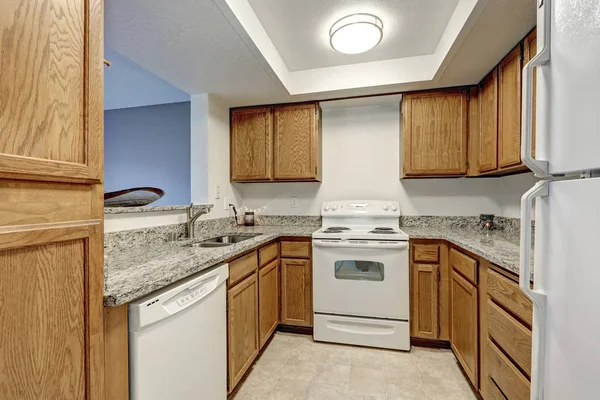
[334,260,384,281]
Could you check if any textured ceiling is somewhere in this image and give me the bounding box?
[248,0,459,71]
[105,0,535,107]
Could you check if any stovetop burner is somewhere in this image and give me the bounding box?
[323,230,343,233]
[373,227,394,231]
[327,227,350,230]
[369,229,399,234]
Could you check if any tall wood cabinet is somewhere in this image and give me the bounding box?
[0,1,105,399]
[479,69,499,173]
[402,90,468,177]
[498,45,523,169]
[230,103,321,182]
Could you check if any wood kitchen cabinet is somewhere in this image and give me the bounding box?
[273,104,321,181]
[0,1,105,399]
[259,258,280,349]
[281,259,312,327]
[498,45,523,169]
[479,69,499,173]
[402,90,468,177]
[230,103,321,182]
[230,107,272,181]
[450,256,479,387]
[227,272,259,392]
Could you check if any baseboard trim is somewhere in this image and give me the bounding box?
[410,337,451,349]
[277,324,313,335]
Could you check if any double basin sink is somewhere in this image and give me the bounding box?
[185,234,261,248]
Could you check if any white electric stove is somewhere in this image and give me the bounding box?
[312,200,410,351]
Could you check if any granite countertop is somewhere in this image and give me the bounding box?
[104,225,320,307]
[104,204,213,214]
[402,227,529,279]
[105,224,528,307]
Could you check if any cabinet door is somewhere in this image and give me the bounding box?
[281,258,312,326]
[523,30,537,158]
[273,104,320,181]
[498,45,523,168]
[450,270,479,387]
[228,273,259,392]
[402,91,468,176]
[479,69,499,173]
[259,259,280,348]
[0,1,105,399]
[410,264,439,339]
[230,107,272,181]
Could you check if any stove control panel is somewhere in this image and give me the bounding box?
[321,200,401,216]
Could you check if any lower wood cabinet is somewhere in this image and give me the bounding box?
[227,272,259,392]
[450,269,479,387]
[280,258,312,327]
[259,258,280,348]
[487,339,531,400]
[411,263,439,339]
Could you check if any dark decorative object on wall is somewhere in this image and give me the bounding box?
[104,187,165,207]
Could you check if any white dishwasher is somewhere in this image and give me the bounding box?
[129,263,229,400]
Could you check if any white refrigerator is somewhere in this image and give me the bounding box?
[520,0,600,399]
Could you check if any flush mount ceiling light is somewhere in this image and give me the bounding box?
[329,13,384,54]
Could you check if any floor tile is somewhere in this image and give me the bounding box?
[382,350,417,372]
[308,385,386,400]
[269,379,310,400]
[290,343,323,364]
[280,359,318,383]
[415,358,457,380]
[421,376,465,400]
[319,346,353,366]
[351,348,384,369]
[385,369,425,399]
[314,363,351,389]
[349,366,386,395]
[232,367,278,399]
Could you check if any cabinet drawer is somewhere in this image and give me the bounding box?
[450,248,477,283]
[488,299,532,377]
[487,339,530,400]
[413,243,439,263]
[229,251,258,287]
[487,269,533,326]
[259,242,278,267]
[281,241,310,258]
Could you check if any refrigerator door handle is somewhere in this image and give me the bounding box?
[520,181,549,400]
[521,0,551,178]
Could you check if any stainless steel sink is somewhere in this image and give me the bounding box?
[184,234,261,248]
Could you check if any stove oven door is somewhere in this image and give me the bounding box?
[312,240,409,320]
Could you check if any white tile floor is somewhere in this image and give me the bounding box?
[231,333,478,400]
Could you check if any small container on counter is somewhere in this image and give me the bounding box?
[244,212,255,226]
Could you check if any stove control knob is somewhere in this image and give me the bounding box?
[323,204,330,211]
[331,203,338,211]
[391,203,398,211]
[382,204,389,211]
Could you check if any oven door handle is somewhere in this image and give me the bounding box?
[312,240,408,250]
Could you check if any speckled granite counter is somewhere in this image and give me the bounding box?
[402,227,529,279]
[104,225,320,307]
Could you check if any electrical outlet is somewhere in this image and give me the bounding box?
[224,197,232,210]
[215,185,220,199]
[291,196,298,208]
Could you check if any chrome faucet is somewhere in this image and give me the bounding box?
[187,203,211,239]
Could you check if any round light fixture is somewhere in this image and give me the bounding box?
[329,13,383,54]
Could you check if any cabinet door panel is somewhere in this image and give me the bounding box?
[450,270,478,387]
[259,259,279,348]
[487,339,530,400]
[281,258,312,326]
[479,69,499,173]
[0,0,103,183]
[273,104,319,181]
[230,107,272,181]
[228,273,259,392]
[410,264,439,339]
[402,91,468,176]
[498,46,523,168]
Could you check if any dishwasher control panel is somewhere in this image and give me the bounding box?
[176,284,209,307]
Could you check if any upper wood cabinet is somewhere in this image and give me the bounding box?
[402,90,468,177]
[0,1,105,399]
[230,103,321,182]
[230,107,272,181]
[273,104,320,181]
[479,69,499,173]
[498,45,523,169]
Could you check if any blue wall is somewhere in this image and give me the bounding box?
[104,47,190,110]
[104,102,191,206]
